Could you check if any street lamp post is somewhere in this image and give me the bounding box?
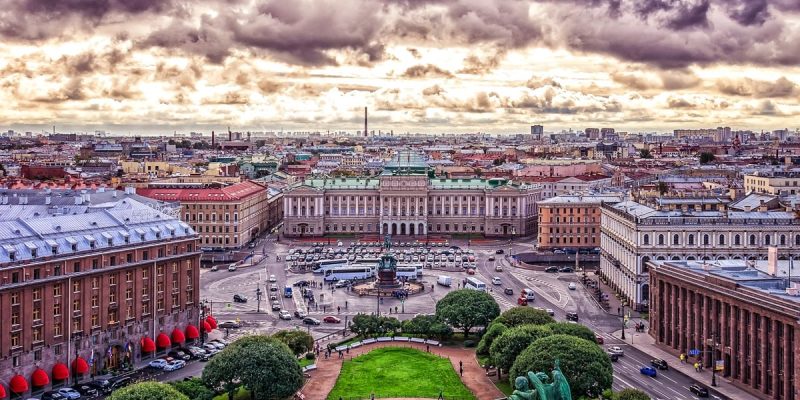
[621,303,626,340]
[710,331,720,387]
[256,288,263,313]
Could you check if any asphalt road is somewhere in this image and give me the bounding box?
[171,236,727,400]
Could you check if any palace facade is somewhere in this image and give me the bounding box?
[283,153,542,237]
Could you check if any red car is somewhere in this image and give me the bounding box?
[323,316,341,323]
[595,334,605,344]
[517,296,528,306]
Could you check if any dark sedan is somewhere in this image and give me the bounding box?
[650,358,669,370]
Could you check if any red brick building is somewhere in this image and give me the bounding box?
[649,259,799,399]
[0,199,202,398]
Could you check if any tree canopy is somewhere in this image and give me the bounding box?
[494,306,554,327]
[639,148,653,159]
[170,378,214,400]
[435,290,500,337]
[272,330,314,356]
[616,388,652,400]
[476,322,507,356]
[202,335,303,400]
[699,152,716,164]
[108,382,189,400]
[490,325,552,372]
[402,314,453,340]
[509,335,613,399]
[350,314,402,337]
[545,322,597,343]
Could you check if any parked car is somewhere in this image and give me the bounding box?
[303,317,321,325]
[168,349,191,361]
[487,256,495,261]
[107,377,132,392]
[218,321,241,329]
[650,359,669,370]
[270,284,279,291]
[186,346,207,359]
[607,346,624,356]
[545,308,555,316]
[566,312,579,322]
[233,294,248,303]
[55,388,82,400]
[504,287,514,295]
[164,360,186,371]
[689,384,709,398]
[41,391,67,400]
[207,340,225,349]
[544,266,559,273]
[466,268,476,275]
[202,344,220,354]
[559,267,574,273]
[269,274,277,282]
[71,383,98,397]
[334,280,350,288]
[279,310,292,320]
[495,249,505,254]
[568,282,577,290]
[227,264,237,272]
[495,265,503,272]
[294,310,308,319]
[293,280,310,287]
[640,366,657,378]
[148,358,168,369]
[323,316,341,323]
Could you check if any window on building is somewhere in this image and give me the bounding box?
[735,234,741,245]
[657,234,664,245]
[719,234,726,245]
[749,234,756,245]
[688,234,694,245]
[643,234,650,245]
[672,234,679,245]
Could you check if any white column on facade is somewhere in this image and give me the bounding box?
[467,196,471,215]
[355,196,359,216]
[318,197,323,216]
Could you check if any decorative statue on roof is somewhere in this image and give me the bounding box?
[509,360,572,400]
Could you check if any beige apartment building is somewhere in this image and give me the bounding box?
[744,171,800,195]
[138,181,283,249]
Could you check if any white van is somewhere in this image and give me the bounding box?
[523,288,536,301]
[437,275,452,287]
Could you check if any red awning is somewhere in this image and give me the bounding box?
[31,368,49,387]
[203,320,213,333]
[185,324,200,340]
[206,316,218,329]
[72,357,90,375]
[9,375,27,394]
[0,383,7,398]
[141,337,156,353]
[171,328,186,344]
[156,332,171,349]
[52,363,69,381]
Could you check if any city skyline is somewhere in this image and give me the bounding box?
[2,0,800,134]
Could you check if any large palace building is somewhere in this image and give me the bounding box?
[0,195,201,398]
[283,152,543,237]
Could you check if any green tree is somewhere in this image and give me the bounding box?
[429,321,454,340]
[494,307,554,327]
[350,313,379,337]
[435,289,500,338]
[639,148,653,159]
[403,314,437,336]
[170,378,214,400]
[545,322,597,343]
[272,330,314,356]
[379,316,402,335]
[490,325,552,372]
[699,152,716,164]
[657,181,669,195]
[617,388,651,400]
[509,335,613,399]
[476,322,507,356]
[203,335,303,400]
[108,382,189,400]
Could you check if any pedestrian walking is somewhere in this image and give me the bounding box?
[395,306,398,313]
[346,347,350,354]
[680,353,685,364]
[339,351,343,359]
[345,300,348,309]
[426,344,430,353]
[694,362,700,372]
[337,306,341,314]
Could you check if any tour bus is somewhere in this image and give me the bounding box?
[312,259,348,274]
[351,258,382,266]
[396,264,423,280]
[323,266,375,282]
[464,277,487,291]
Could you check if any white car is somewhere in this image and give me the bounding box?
[208,341,225,350]
[163,360,186,371]
[227,264,237,272]
[491,277,502,285]
[148,359,168,369]
[269,274,277,282]
[568,282,577,290]
[279,310,292,320]
[607,346,625,356]
[495,265,503,272]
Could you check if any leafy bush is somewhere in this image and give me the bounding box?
[476,322,507,356]
[494,307,554,327]
[463,340,476,348]
[305,352,316,360]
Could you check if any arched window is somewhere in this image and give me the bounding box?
[750,234,757,245]
[703,234,710,246]
[735,234,741,245]
[643,234,650,245]
[688,234,695,245]
[780,235,786,246]
[673,234,680,245]
[719,234,725,245]
[796,235,800,246]
[658,234,665,245]
[765,235,771,246]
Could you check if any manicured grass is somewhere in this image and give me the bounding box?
[212,387,250,400]
[327,347,476,399]
[299,357,315,368]
[495,380,513,396]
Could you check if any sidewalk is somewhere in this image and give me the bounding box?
[611,329,761,400]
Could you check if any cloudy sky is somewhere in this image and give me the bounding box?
[1,0,800,135]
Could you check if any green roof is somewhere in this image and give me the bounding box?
[429,178,518,189]
[304,178,380,189]
[299,177,522,190]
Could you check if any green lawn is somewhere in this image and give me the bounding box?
[327,347,476,399]
[495,380,513,396]
[299,357,315,368]
[212,387,250,400]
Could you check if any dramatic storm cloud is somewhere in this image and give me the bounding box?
[1,0,799,133]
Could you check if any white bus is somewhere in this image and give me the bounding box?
[396,264,423,280]
[323,266,374,282]
[464,277,487,291]
[312,259,348,274]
